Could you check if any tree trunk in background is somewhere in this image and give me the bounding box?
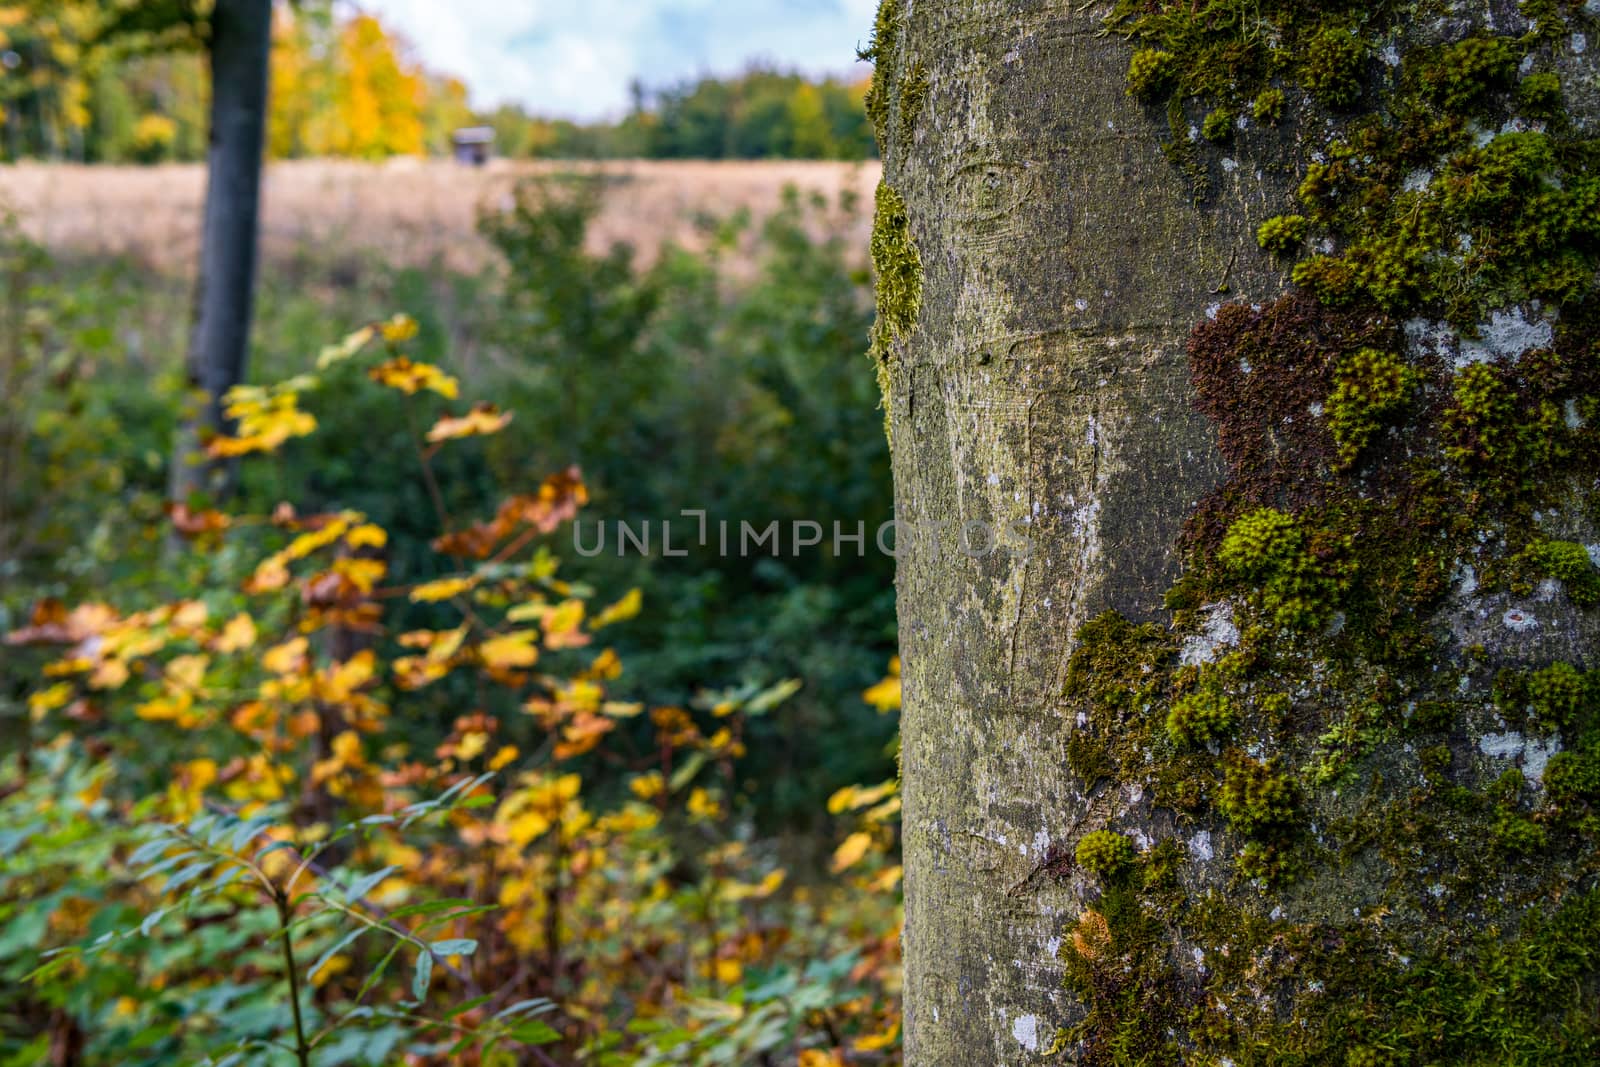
[877,0,1600,1062]
[170,0,272,508]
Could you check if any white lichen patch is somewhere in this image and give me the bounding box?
[1523,735,1562,784]
[1456,308,1554,366]
[1180,604,1240,666]
[1480,731,1525,760]
[1404,317,1457,361]
[1189,829,1214,863]
[1478,731,1563,784]
[1011,1013,1040,1051]
[1502,607,1539,633]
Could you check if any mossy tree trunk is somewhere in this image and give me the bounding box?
[876,0,1600,1063]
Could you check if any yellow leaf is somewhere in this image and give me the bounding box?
[830,831,873,873]
[410,576,477,603]
[345,523,388,549]
[488,745,520,771]
[213,613,257,654]
[210,391,317,457]
[456,731,489,761]
[263,637,309,675]
[853,1022,901,1052]
[334,557,387,593]
[369,356,458,398]
[590,587,642,629]
[166,654,209,692]
[89,657,129,690]
[506,810,551,847]
[28,683,72,721]
[827,779,897,815]
[316,324,376,368]
[799,1051,845,1067]
[380,313,419,342]
[425,403,512,443]
[541,599,586,645]
[136,690,195,723]
[629,772,665,800]
[480,630,539,670]
[721,868,786,902]
[862,668,901,713]
[714,958,742,984]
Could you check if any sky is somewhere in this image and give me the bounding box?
[360,0,880,121]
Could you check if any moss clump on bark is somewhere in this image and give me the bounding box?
[858,0,904,150]
[1075,830,1138,876]
[1325,347,1419,469]
[1256,213,1309,256]
[896,62,928,145]
[867,179,921,435]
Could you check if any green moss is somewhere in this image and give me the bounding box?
[1218,507,1351,631]
[1126,48,1178,102]
[1545,747,1600,806]
[858,0,904,150]
[1290,254,1360,306]
[1165,681,1236,746]
[1517,70,1563,118]
[1256,213,1309,256]
[867,180,921,433]
[1201,106,1235,143]
[1300,26,1367,109]
[1325,347,1419,469]
[1524,540,1600,608]
[1416,35,1518,113]
[1218,753,1298,834]
[1076,830,1138,876]
[1253,87,1286,124]
[897,62,929,145]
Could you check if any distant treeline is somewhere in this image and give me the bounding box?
[0,2,877,163]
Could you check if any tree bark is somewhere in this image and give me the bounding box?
[885,4,1281,1056]
[170,0,272,508]
[883,0,1600,1062]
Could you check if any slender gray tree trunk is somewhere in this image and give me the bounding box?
[879,0,1600,1063]
[170,0,272,508]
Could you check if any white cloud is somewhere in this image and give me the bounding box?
[357,0,877,120]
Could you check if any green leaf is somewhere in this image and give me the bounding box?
[669,751,707,792]
[354,943,401,1004]
[509,1020,561,1045]
[307,927,366,982]
[429,938,477,957]
[343,865,397,903]
[386,897,475,920]
[411,949,433,1001]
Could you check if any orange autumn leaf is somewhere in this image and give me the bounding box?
[553,712,614,760]
[167,503,231,538]
[425,403,513,443]
[432,468,587,558]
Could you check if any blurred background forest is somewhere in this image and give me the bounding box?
[0,1,901,1064]
[0,2,878,162]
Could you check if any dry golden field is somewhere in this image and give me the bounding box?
[0,158,881,274]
